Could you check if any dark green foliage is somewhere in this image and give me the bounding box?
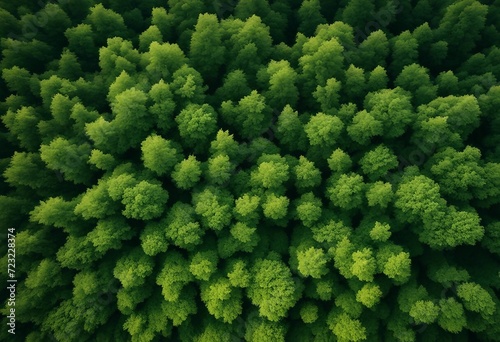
[2,2,500,342]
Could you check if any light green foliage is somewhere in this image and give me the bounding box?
[366,182,393,208]
[234,194,260,224]
[148,80,176,133]
[295,192,322,227]
[263,60,299,109]
[294,156,321,189]
[364,88,414,138]
[156,251,193,302]
[312,219,351,246]
[359,145,398,181]
[165,202,204,250]
[305,113,344,148]
[227,259,251,288]
[370,222,392,242]
[344,64,366,104]
[189,250,218,281]
[244,316,287,342]
[140,221,169,256]
[139,25,163,52]
[335,291,363,318]
[74,181,118,220]
[438,298,467,333]
[262,193,289,220]
[409,300,439,324]
[114,248,155,288]
[394,175,446,224]
[313,77,342,113]
[30,196,77,229]
[334,237,355,279]
[248,259,298,321]
[297,247,329,278]
[2,106,40,151]
[210,130,240,159]
[356,283,383,308]
[220,90,271,140]
[172,156,202,190]
[189,14,225,81]
[200,277,242,323]
[383,252,412,284]
[176,103,217,148]
[146,41,187,81]
[251,156,289,189]
[4,2,500,341]
[193,187,233,231]
[327,173,365,210]
[367,66,388,92]
[89,149,115,170]
[230,222,259,252]
[40,137,92,184]
[328,148,352,174]
[300,302,319,323]
[428,146,485,201]
[87,216,134,253]
[122,181,169,220]
[107,71,135,102]
[347,110,383,145]
[329,312,367,342]
[171,65,207,106]
[206,154,234,185]
[141,135,180,176]
[351,248,377,282]
[276,105,308,152]
[457,282,496,317]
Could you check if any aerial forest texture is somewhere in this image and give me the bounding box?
[1,0,500,341]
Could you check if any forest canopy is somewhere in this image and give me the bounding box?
[1,0,500,341]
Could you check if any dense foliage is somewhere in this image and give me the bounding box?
[1,0,500,341]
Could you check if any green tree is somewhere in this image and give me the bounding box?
[297,247,329,279]
[176,103,218,150]
[394,63,437,106]
[200,277,242,323]
[313,77,342,113]
[347,110,383,145]
[457,282,496,318]
[122,181,169,220]
[262,193,289,220]
[409,300,440,324]
[114,248,154,288]
[248,258,298,321]
[356,283,383,308]
[139,25,163,52]
[275,105,308,152]
[305,113,344,148]
[141,135,181,176]
[165,202,204,250]
[220,90,271,140]
[148,79,176,133]
[295,192,322,227]
[250,155,289,189]
[438,298,467,333]
[40,137,92,184]
[327,173,365,210]
[294,156,321,189]
[359,145,398,181]
[205,154,234,185]
[172,156,202,190]
[193,187,233,231]
[189,14,225,82]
